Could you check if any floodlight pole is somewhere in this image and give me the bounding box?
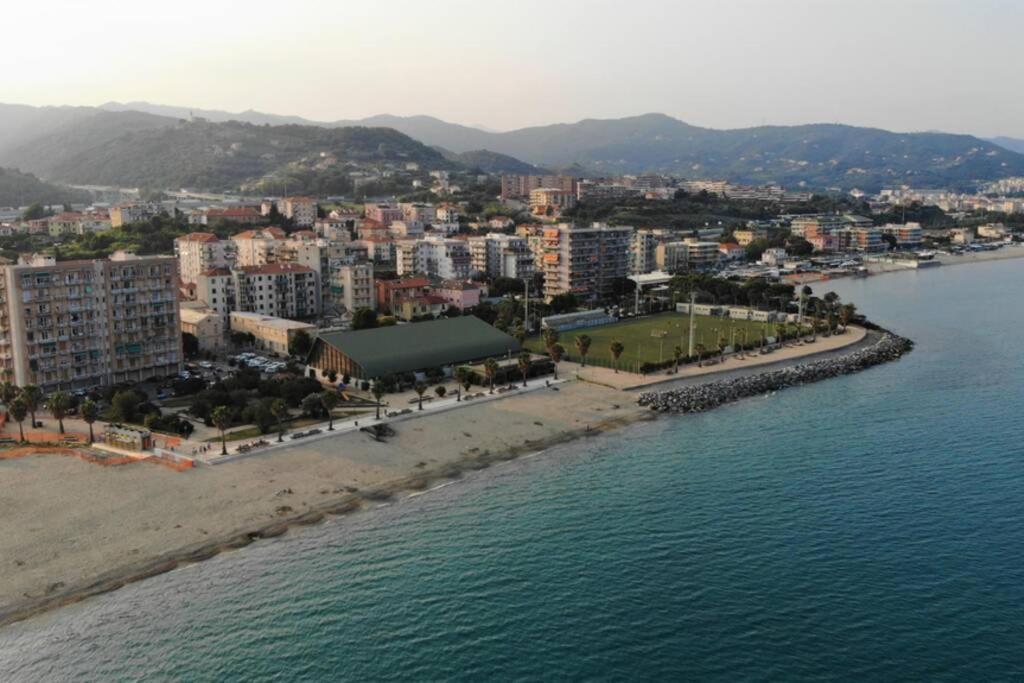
[687,292,696,357]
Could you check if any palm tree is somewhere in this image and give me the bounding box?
[517,352,532,386]
[459,367,473,396]
[20,385,41,430]
[609,341,625,373]
[574,335,592,367]
[694,343,706,367]
[542,327,560,354]
[549,344,564,380]
[8,397,27,443]
[271,399,288,442]
[775,322,787,347]
[484,358,499,393]
[673,345,683,373]
[413,381,428,410]
[0,381,17,407]
[513,326,527,345]
[320,390,340,430]
[211,405,230,455]
[46,391,70,434]
[371,382,385,419]
[80,399,99,445]
[839,303,857,332]
[824,291,840,334]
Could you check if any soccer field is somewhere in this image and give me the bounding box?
[526,312,788,370]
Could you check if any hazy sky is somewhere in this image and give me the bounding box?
[4,0,1022,136]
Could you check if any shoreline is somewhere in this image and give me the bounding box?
[0,325,900,630]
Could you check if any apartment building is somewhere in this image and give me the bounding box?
[109,203,161,228]
[836,227,884,252]
[187,206,267,226]
[195,263,321,323]
[789,214,874,238]
[232,227,288,266]
[530,188,577,215]
[631,229,661,275]
[277,196,317,227]
[467,233,535,280]
[174,232,236,285]
[732,228,767,247]
[375,276,432,313]
[879,222,924,249]
[364,202,403,225]
[47,212,111,237]
[541,223,633,302]
[330,262,376,313]
[395,236,471,280]
[399,202,437,225]
[655,239,719,273]
[0,252,180,390]
[501,174,576,200]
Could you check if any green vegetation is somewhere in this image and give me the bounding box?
[0,167,89,207]
[525,312,795,370]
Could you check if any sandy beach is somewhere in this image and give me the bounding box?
[0,326,873,627]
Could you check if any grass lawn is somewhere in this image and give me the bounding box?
[525,312,794,371]
[204,409,371,442]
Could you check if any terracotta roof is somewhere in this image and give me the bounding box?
[379,276,431,290]
[199,267,231,277]
[178,232,220,242]
[205,207,262,218]
[292,230,318,239]
[232,227,287,240]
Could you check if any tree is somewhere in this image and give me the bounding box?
[548,293,578,315]
[327,369,339,384]
[434,385,447,399]
[320,390,340,430]
[371,382,385,419]
[673,345,683,373]
[46,391,70,434]
[20,385,41,428]
[484,357,499,393]
[289,329,313,357]
[0,381,17,407]
[110,389,139,423]
[8,397,27,442]
[301,393,324,419]
[574,335,592,367]
[542,327,560,355]
[229,331,251,348]
[512,325,527,345]
[549,344,564,379]
[457,366,473,395]
[517,352,532,386]
[351,308,379,330]
[210,405,231,456]
[271,399,289,442]
[745,238,770,261]
[609,341,625,373]
[840,303,857,332]
[414,381,428,410]
[22,202,49,221]
[182,332,200,358]
[694,343,706,367]
[80,399,99,444]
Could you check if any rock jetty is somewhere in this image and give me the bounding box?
[638,333,913,414]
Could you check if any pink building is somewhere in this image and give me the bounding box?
[431,280,484,311]
[364,203,403,225]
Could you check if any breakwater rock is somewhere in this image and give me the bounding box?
[638,333,914,414]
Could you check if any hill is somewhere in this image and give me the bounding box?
[0,167,90,207]
[2,117,454,191]
[441,149,544,175]
[988,136,1024,155]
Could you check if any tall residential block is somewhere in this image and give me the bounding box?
[0,252,181,390]
[541,223,633,302]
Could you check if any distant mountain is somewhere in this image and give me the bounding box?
[988,136,1024,155]
[4,102,1024,192]
[2,116,454,191]
[0,167,90,207]
[440,149,545,175]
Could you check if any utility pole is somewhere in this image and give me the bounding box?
[523,277,529,334]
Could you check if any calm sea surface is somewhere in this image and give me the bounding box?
[2,259,1023,681]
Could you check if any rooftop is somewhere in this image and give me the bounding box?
[313,316,519,378]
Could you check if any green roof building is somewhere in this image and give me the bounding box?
[308,316,521,380]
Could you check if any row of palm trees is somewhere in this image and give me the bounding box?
[209,389,351,457]
[541,329,630,373]
[1,382,100,444]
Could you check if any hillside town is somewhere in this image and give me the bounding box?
[0,168,1018,464]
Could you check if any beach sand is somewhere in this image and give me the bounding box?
[0,380,645,626]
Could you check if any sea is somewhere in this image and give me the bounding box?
[1,258,1023,681]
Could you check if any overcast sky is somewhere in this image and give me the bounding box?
[3,0,1021,136]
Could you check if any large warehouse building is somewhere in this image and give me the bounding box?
[308,316,520,380]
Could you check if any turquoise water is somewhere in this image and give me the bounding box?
[2,259,1024,681]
